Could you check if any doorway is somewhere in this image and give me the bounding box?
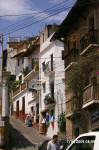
[16,101,19,118]
[22,97,25,118]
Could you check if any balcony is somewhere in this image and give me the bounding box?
[44,61,55,76]
[80,29,98,55]
[44,93,55,108]
[24,62,39,81]
[13,82,27,97]
[83,84,99,109]
[13,87,20,97]
[65,48,79,71]
[66,96,81,119]
[21,82,27,90]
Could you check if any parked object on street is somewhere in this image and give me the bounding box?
[66,132,99,150]
[38,138,71,150]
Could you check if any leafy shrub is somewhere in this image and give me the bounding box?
[58,112,66,133]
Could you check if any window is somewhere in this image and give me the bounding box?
[68,136,95,150]
[42,62,46,72]
[22,96,25,115]
[43,33,44,43]
[19,75,22,83]
[61,50,64,60]
[43,83,46,93]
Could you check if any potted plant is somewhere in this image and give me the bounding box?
[21,67,29,76]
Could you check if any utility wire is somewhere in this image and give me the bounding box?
[2,7,71,36]
[0,0,73,32]
[0,0,72,18]
[0,0,91,36]
[2,8,70,36]
[0,1,76,36]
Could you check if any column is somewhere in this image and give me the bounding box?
[2,76,9,117]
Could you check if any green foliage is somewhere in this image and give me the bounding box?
[9,80,21,104]
[67,51,99,96]
[10,80,21,90]
[21,67,29,76]
[58,112,66,133]
[47,97,55,104]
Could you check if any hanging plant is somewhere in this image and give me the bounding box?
[44,95,55,105]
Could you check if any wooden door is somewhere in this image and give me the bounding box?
[16,101,19,117]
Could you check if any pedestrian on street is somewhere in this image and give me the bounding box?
[42,118,46,133]
[47,134,59,150]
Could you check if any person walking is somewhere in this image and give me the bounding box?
[47,135,59,150]
[42,118,46,133]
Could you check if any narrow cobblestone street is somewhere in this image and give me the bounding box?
[9,116,49,150]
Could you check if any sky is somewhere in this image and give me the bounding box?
[0,0,76,49]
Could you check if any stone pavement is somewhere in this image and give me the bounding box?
[9,116,49,150]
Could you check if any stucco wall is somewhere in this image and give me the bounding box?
[39,37,65,137]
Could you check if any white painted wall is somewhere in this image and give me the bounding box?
[11,45,40,122]
[39,34,65,137]
[13,89,29,114]
[7,48,17,75]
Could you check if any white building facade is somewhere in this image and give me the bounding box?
[7,37,40,123]
[39,25,65,137]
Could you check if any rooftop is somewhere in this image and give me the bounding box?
[52,0,98,40]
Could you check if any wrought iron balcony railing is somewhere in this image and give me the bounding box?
[65,48,79,68]
[80,29,98,53]
[66,96,81,117]
[83,83,99,106]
